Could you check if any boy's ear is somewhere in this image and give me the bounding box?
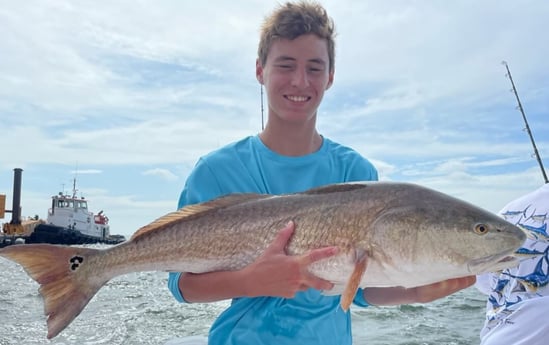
[256,59,264,84]
[326,70,334,90]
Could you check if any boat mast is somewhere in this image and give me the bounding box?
[502,61,548,184]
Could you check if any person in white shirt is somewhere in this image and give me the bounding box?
[476,183,549,345]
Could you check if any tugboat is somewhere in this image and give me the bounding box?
[1,168,126,247]
[28,183,126,245]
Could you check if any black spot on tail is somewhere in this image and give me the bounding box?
[69,256,84,271]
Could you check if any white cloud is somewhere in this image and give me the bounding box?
[142,168,178,181]
[0,0,548,237]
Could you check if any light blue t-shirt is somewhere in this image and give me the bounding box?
[168,135,378,345]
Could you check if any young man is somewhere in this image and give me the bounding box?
[476,182,549,345]
[168,2,474,344]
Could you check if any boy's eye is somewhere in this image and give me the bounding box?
[308,64,325,72]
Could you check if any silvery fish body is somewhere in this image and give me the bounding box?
[0,181,526,339]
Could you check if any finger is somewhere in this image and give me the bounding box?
[264,221,295,254]
[300,246,339,265]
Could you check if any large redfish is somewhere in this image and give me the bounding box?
[0,182,525,339]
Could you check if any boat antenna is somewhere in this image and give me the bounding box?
[72,177,78,198]
[72,168,79,199]
[502,61,548,184]
[260,85,265,130]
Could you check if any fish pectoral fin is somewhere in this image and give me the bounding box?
[340,254,368,311]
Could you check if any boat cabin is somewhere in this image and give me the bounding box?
[48,192,111,239]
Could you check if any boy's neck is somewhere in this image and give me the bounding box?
[259,121,323,157]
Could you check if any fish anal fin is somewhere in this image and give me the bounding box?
[340,254,368,311]
[131,193,271,241]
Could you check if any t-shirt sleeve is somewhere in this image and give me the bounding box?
[177,157,224,208]
[168,157,224,303]
[343,151,379,183]
[353,288,370,307]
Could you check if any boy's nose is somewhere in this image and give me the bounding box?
[291,68,309,88]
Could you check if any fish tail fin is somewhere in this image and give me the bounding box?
[0,244,106,339]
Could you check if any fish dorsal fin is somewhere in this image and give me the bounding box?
[303,182,368,195]
[130,193,271,241]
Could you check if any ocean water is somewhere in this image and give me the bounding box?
[0,251,486,345]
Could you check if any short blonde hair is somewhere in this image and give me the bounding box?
[258,1,336,71]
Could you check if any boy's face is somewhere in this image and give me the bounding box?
[256,33,334,124]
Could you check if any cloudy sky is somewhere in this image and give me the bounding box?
[1,0,548,238]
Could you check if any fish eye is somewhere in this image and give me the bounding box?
[474,223,489,235]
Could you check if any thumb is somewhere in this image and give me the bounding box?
[264,221,295,255]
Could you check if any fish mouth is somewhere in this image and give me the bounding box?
[467,254,520,274]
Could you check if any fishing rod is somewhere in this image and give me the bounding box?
[260,85,265,130]
[502,61,548,184]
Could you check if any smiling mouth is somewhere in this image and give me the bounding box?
[285,95,310,102]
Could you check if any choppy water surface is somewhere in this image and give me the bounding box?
[0,251,485,345]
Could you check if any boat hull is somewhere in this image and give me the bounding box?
[1,224,125,247]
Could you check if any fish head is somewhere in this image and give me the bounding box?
[363,183,526,286]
